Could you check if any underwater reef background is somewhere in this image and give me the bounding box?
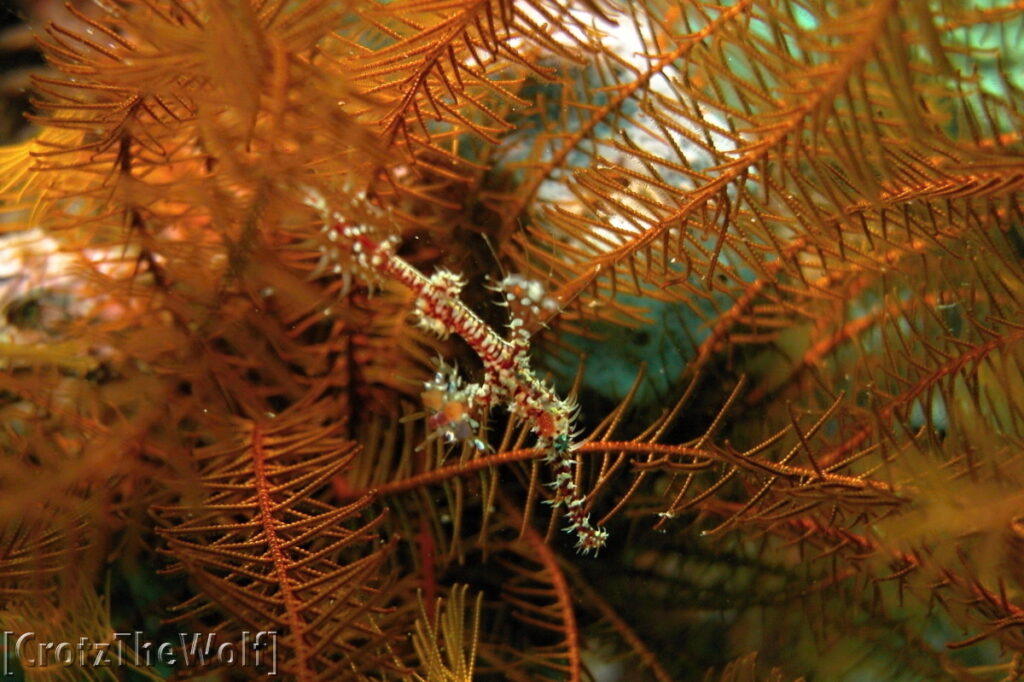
[0,0,1023,679]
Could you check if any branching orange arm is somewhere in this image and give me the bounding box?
[584,0,896,286]
[251,420,314,682]
[341,441,896,504]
